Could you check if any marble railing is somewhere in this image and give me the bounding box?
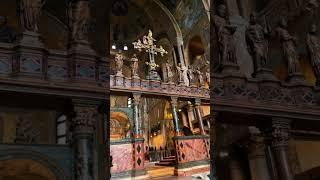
[0,42,108,99]
[212,73,320,120]
[110,75,210,99]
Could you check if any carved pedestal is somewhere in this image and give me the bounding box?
[13,31,47,79]
[68,41,97,84]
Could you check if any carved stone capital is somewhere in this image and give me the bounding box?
[247,127,266,158]
[72,106,97,132]
[170,96,178,107]
[271,118,291,147]
[132,93,141,105]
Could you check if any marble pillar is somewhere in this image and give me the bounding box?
[181,111,189,127]
[247,127,271,180]
[187,102,195,132]
[170,97,181,136]
[195,98,205,135]
[72,99,97,180]
[271,118,293,180]
[133,93,141,137]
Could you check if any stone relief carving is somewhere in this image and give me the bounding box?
[306,24,320,85]
[18,0,45,32]
[15,115,40,144]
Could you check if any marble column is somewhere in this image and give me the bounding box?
[177,37,186,66]
[210,112,217,180]
[132,93,141,137]
[247,127,271,180]
[132,94,146,175]
[195,98,205,135]
[72,99,97,180]
[187,102,195,131]
[271,118,293,180]
[181,111,189,127]
[170,96,181,135]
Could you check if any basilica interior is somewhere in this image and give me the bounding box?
[0,0,320,180]
[110,0,210,179]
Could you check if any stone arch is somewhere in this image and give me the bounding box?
[0,149,69,180]
[110,111,131,139]
[187,35,206,65]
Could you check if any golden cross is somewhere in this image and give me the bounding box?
[133,30,168,70]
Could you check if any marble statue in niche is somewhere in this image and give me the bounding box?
[165,61,174,83]
[18,0,46,32]
[306,24,320,85]
[130,54,139,78]
[245,13,271,77]
[187,65,195,86]
[275,18,302,77]
[214,4,238,66]
[196,67,204,87]
[68,0,91,42]
[114,54,124,76]
[0,16,16,43]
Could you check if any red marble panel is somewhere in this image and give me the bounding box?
[110,143,133,173]
[175,138,210,163]
[133,141,145,170]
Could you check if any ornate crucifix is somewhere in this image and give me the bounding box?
[133,30,167,80]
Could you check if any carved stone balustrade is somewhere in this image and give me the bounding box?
[110,75,210,99]
[0,43,108,100]
[212,73,320,120]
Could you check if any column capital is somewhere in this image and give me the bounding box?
[271,118,292,147]
[194,98,202,106]
[72,106,97,132]
[132,93,141,104]
[170,96,178,106]
[247,127,266,158]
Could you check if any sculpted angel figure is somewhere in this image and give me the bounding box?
[18,0,46,32]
